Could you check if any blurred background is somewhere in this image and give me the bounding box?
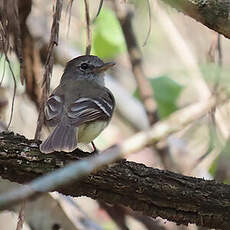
[0,0,230,229]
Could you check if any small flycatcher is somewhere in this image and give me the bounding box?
[40,55,115,154]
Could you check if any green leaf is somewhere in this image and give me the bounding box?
[92,8,126,59]
[150,76,183,118]
[134,75,183,119]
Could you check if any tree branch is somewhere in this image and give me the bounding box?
[113,1,157,125]
[160,0,230,39]
[0,131,230,229]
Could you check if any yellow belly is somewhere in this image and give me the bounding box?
[78,121,108,143]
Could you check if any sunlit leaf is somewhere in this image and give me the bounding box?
[92,8,126,59]
[135,75,183,119]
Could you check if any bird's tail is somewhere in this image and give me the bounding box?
[40,122,77,154]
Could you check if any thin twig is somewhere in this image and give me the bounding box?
[113,0,157,125]
[65,0,74,36]
[56,194,103,230]
[213,34,222,92]
[211,33,222,138]
[93,0,104,21]
[0,57,6,85]
[189,33,223,170]
[5,55,17,129]
[143,0,152,46]
[42,0,63,89]
[0,7,17,129]
[35,0,63,139]
[190,115,219,171]
[193,33,223,168]
[13,0,24,85]
[0,0,13,55]
[0,0,24,85]
[84,0,91,55]
[0,96,218,210]
[217,34,222,66]
[16,200,26,230]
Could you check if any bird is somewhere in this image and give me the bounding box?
[40,55,115,154]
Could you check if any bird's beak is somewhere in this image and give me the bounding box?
[93,62,116,73]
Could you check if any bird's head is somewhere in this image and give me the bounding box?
[62,55,115,85]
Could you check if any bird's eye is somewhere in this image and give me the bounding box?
[80,63,89,70]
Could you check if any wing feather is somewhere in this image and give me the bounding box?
[44,94,64,126]
[44,90,115,127]
[67,94,114,125]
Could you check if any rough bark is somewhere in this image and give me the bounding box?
[0,132,230,229]
[160,0,230,39]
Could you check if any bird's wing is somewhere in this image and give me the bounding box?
[45,86,115,127]
[44,94,64,126]
[67,90,115,126]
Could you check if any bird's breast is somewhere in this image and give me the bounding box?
[78,121,108,143]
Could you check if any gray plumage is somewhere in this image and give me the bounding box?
[40,55,115,154]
